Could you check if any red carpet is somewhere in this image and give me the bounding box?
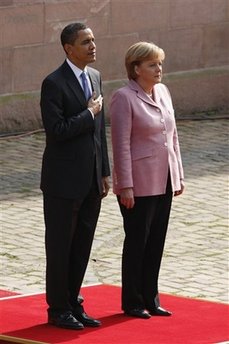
[0,290,19,298]
[0,284,228,344]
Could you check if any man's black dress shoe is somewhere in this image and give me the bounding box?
[148,306,172,316]
[125,309,151,319]
[73,310,101,327]
[48,311,84,329]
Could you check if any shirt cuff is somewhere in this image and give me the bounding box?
[88,108,94,119]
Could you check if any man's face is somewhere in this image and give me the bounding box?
[64,28,96,69]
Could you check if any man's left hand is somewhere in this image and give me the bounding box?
[101,177,110,198]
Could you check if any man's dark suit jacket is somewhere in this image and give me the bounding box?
[40,61,110,199]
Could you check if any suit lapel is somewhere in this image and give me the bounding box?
[88,69,100,97]
[88,69,100,126]
[61,62,102,120]
[62,62,87,106]
[63,63,101,106]
[128,79,161,107]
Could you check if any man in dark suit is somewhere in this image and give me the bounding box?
[40,22,110,330]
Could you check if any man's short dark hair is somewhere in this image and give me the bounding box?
[60,22,88,46]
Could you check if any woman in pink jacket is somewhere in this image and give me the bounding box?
[110,42,185,319]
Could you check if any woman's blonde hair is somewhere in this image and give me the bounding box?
[125,42,165,80]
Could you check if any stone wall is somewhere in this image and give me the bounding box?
[0,0,228,133]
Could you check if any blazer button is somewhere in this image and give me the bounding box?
[160,118,165,123]
[164,142,168,146]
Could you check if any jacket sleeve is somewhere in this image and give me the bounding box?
[163,84,184,181]
[110,90,134,189]
[173,126,184,180]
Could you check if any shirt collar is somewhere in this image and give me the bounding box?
[66,58,88,79]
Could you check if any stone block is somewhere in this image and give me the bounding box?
[164,66,229,116]
[159,27,203,72]
[0,3,44,48]
[170,0,212,28]
[203,23,229,66]
[0,0,13,5]
[13,43,65,92]
[93,33,139,80]
[10,0,43,3]
[110,0,168,34]
[138,30,160,46]
[212,0,229,22]
[0,92,42,133]
[86,13,110,37]
[170,0,229,28]
[45,0,109,23]
[0,48,13,94]
[44,11,110,43]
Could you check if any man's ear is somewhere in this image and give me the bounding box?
[64,43,72,55]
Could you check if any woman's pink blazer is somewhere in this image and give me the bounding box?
[110,79,184,197]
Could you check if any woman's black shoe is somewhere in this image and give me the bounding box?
[125,309,151,319]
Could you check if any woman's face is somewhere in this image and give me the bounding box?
[135,58,163,85]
